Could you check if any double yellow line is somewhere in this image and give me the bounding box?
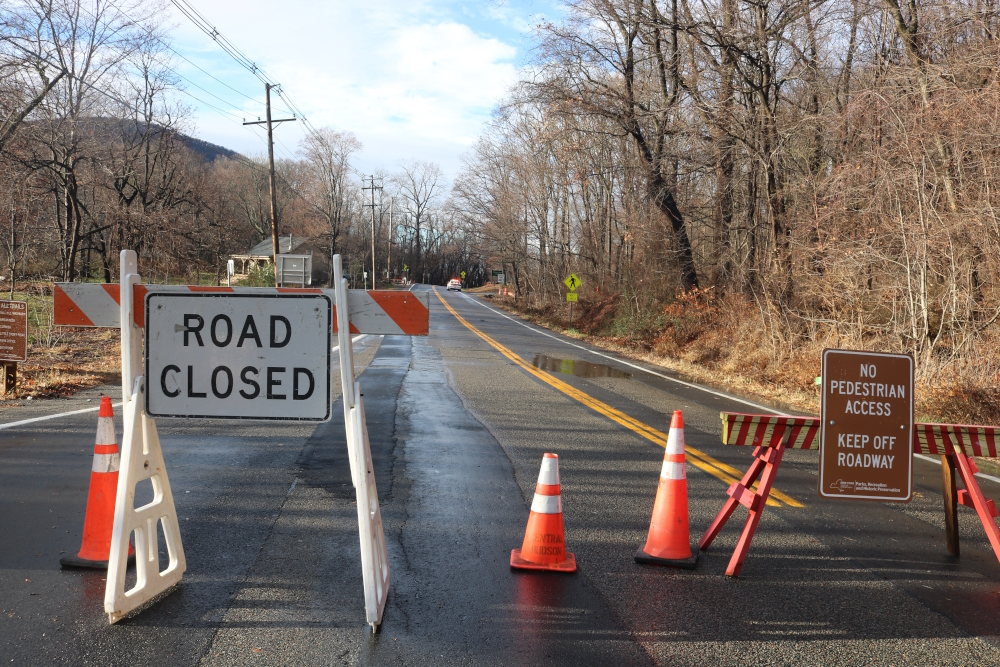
[434,288,802,509]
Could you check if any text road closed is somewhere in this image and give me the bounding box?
[145,293,332,420]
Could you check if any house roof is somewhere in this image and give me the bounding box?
[245,235,309,257]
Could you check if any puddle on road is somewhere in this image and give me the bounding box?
[531,354,632,379]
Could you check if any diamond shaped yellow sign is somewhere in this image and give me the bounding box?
[564,273,581,291]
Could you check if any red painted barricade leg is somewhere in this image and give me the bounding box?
[699,451,767,551]
[699,425,789,577]
[725,443,785,577]
[950,441,1000,566]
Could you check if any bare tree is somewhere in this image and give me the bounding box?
[532,0,699,290]
[394,160,442,283]
[299,128,361,285]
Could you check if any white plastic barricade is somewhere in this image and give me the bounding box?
[334,255,359,486]
[53,251,428,628]
[351,383,390,630]
[105,252,185,623]
[106,377,186,623]
[333,256,390,629]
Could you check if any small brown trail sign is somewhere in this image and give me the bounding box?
[0,300,27,362]
[819,349,914,501]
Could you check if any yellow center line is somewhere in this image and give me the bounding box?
[433,288,803,509]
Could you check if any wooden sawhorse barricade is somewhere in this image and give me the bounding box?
[700,412,1000,577]
[54,251,428,629]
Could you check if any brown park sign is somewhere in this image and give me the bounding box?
[819,349,914,502]
[0,300,27,362]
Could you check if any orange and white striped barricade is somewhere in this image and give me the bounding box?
[698,413,819,577]
[702,412,1000,577]
[54,251,428,629]
[916,423,1000,563]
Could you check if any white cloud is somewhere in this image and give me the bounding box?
[166,0,525,181]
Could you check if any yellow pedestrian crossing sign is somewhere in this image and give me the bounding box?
[564,273,581,291]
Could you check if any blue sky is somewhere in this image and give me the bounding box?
[165,0,560,182]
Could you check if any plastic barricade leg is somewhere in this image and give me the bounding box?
[105,378,186,623]
[334,256,359,487]
[352,382,389,631]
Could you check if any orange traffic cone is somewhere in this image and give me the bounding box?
[61,397,134,569]
[635,410,698,568]
[511,453,576,572]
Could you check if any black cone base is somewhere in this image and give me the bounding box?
[634,544,699,569]
[60,552,135,570]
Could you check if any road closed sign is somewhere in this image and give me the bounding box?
[145,293,332,421]
[819,349,914,501]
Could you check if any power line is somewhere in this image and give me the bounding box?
[169,0,277,87]
[74,0,262,122]
[162,43,264,106]
[164,0,346,163]
[166,1,334,161]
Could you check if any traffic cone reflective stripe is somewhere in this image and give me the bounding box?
[636,411,699,568]
[61,397,134,569]
[511,453,576,573]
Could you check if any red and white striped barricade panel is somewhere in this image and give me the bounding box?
[53,283,429,335]
[711,411,1000,574]
[914,421,1000,561]
[721,412,1000,458]
[721,412,820,450]
[915,423,1000,458]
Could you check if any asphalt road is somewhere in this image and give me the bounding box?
[2,285,1000,665]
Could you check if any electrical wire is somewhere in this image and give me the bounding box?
[162,0,381,209]
[169,0,277,87]
[74,0,261,120]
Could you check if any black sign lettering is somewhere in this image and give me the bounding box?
[293,368,314,400]
[270,316,291,348]
[187,365,207,398]
[267,367,286,399]
[211,366,233,398]
[161,365,181,397]
[239,366,260,399]
[211,315,233,347]
[183,314,204,346]
[237,315,262,347]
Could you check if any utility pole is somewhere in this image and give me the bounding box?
[387,198,393,281]
[244,83,296,283]
[361,175,382,289]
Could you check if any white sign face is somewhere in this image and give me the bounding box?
[145,293,332,421]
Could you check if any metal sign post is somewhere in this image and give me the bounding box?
[819,349,914,501]
[564,273,581,327]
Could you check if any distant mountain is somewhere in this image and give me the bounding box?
[21,116,244,164]
[180,134,239,162]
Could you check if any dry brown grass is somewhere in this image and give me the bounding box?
[2,283,121,401]
[13,327,121,399]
